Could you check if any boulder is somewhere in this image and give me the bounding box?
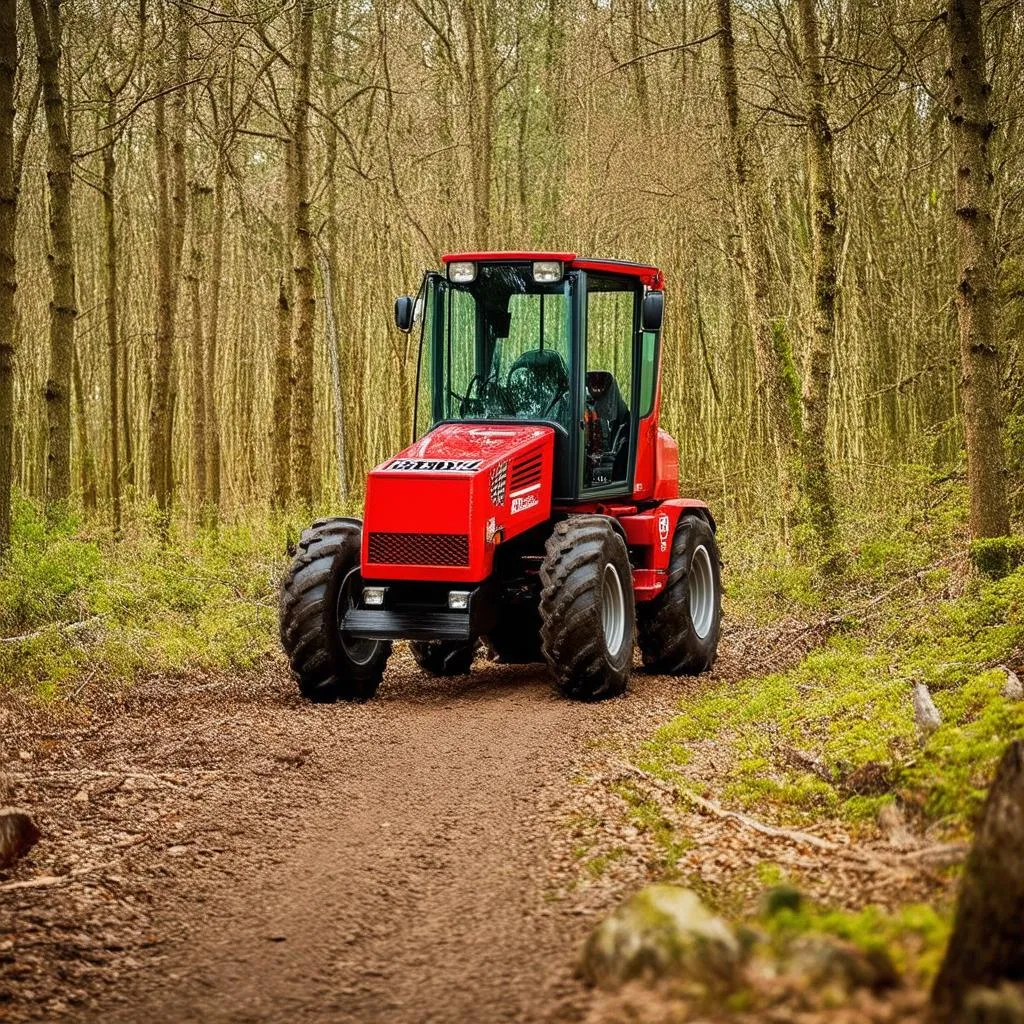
[912,682,942,738]
[785,934,898,994]
[1000,667,1023,701]
[0,807,41,869]
[578,885,739,989]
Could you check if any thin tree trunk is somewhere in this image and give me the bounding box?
[29,0,75,513]
[148,89,174,513]
[205,155,224,513]
[291,0,316,509]
[0,0,15,555]
[148,6,188,520]
[946,0,1010,540]
[187,181,211,507]
[714,0,801,509]
[271,135,294,510]
[797,0,838,546]
[317,247,345,505]
[71,343,96,513]
[102,83,121,536]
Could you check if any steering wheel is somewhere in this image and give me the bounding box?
[541,385,568,421]
[457,373,514,417]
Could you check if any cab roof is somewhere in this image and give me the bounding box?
[440,251,664,290]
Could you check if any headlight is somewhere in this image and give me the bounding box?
[448,590,471,610]
[447,261,476,283]
[533,260,562,283]
[362,587,387,606]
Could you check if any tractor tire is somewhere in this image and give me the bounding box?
[279,517,391,702]
[637,513,721,675]
[486,601,543,664]
[409,639,478,676]
[539,516,635,701]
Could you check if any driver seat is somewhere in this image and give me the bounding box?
[507,349,569,424]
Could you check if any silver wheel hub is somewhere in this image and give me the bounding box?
[339,570,379,666]
[601,563,626,656]
[689,544,715,640]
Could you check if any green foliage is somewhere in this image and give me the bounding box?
[970,536,1024,579]
[642,485,1024,833]
[0,498,289,697]
[759,900,950,979]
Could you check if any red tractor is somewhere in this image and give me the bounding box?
[279,253,721,701]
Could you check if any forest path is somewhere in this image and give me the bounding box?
[5,645,700,1024]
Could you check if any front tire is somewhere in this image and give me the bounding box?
[279,518,391,702]
[410,640,478,676]
[539,516,634,701]
[637,513,722,675]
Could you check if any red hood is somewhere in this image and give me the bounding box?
[378,423,552,474]
[362,423,555,582]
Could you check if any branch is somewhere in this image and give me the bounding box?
[604,30,723,75]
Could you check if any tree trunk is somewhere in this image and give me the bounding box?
[102,83,121,536]
[72,342,96,513]
[931,741,1024,1019]
[205,155,225,513]
[796,0,838,546]
[0,0,15,556]
[291,0,316,510]
[187,182,211,508]
[271,133,295,510]
[946,0,1010,540]
[714,0,802,510]
[29,0,75,513]
[147,6,188,520]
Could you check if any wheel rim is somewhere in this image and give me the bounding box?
[338,570,379,666]
[601,563,626,656]
[689,544,715,640]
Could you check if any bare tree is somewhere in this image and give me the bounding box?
[796,0,839,545]
[946,0,1011,539]
[0,0,16,555]
[291,0,316,509]
[29,0,76,511]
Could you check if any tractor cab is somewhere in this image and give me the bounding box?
[395,252,672,502]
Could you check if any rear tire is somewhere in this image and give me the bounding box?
[279,518,391,702]
[539,516,634,701]
[410,639,478,676]
[637,513,721,675]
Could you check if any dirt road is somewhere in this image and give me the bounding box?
[3,648,692,1023]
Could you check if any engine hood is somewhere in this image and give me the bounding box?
[361,423,555,582]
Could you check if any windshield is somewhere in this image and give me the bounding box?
[424,264,573,432]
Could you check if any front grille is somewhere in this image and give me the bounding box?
[367,532,470,567]
[510,450,543,493]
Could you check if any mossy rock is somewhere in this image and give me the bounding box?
[578,885,740,990]
[970,538,1024,580]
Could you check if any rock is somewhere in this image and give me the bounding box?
[912,682,942,738]
[0,808,41,869]
[785,934,899,993]
[762,884,803,917]
[1000,666,1023,701]
[578,885,739,989]
[963,984,1024,1024]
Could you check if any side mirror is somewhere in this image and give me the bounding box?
[641,291,664,333]
[394,295,415,333]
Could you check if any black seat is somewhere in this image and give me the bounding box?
[507,350,569,422]
[585,370,631,483]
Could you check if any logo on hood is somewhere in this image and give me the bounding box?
[385,458,483,473]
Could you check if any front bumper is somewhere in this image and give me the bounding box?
[341,582,497,643]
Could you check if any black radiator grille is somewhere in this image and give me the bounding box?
[367,532,470,567]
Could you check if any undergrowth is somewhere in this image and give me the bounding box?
[0,497,320,697]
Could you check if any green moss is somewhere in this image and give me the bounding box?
[971,536,1024,579]
[0,497,294,696]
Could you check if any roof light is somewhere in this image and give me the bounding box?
[448,261,476,283]
[533,260,563,283]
